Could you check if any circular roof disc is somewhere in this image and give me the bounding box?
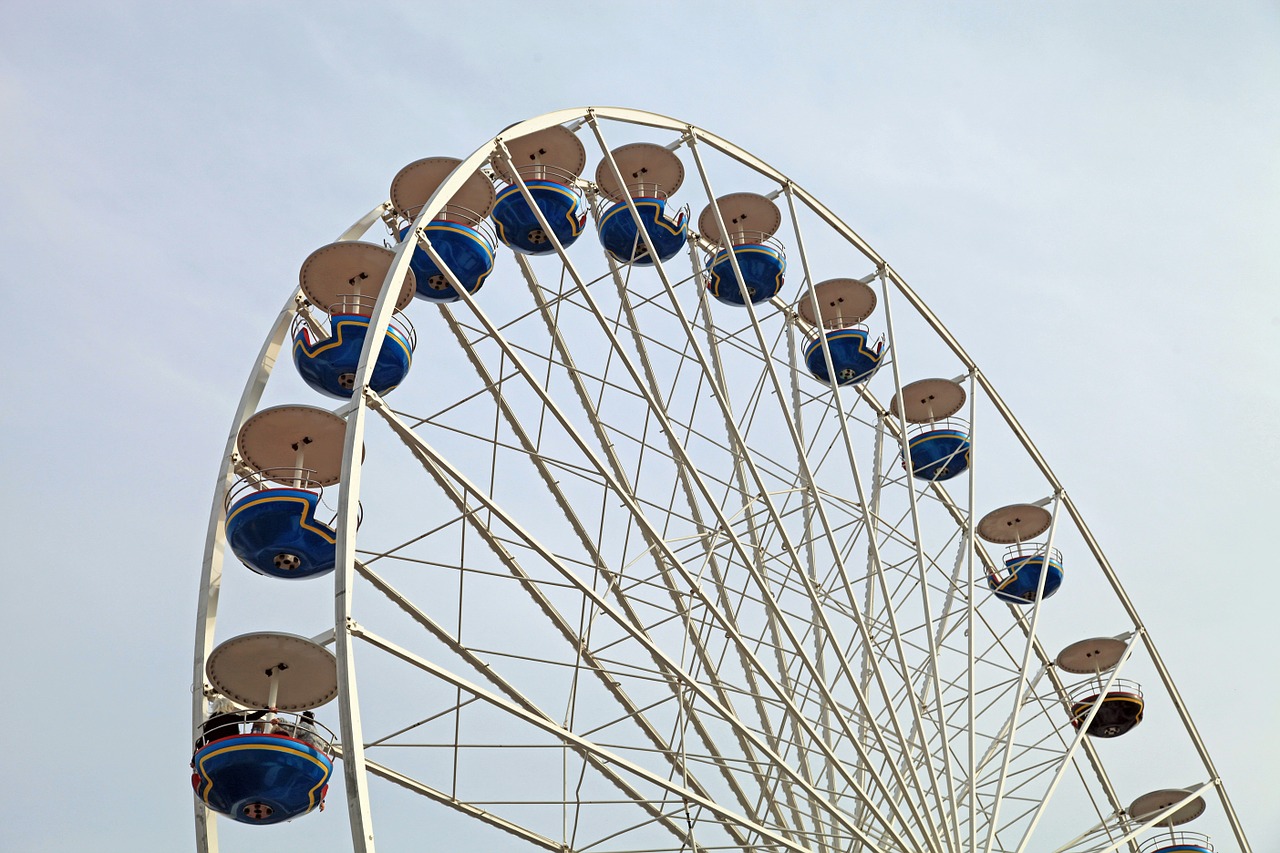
[698,192,782,244]
[1056,636,1128,674]
[299,242,416,313]
[1128,788,1207,826]
[888,378,967,424]
[976,503,1052,544]
[494,125,587,183]
[390,156,496,219]
[236,405,349,485]
[594,142,685,202]
[797,278,878,326]
[206,632,338,711]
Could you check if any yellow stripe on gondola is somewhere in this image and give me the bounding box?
[196,739,331,811]
[226,493,337,544]
[711,246,783,263]
[707,246,786,296]
[424,221,496,261]
[495,181,585,238]
[805,331,881,361]
[294,318,414,366]
[600,200,685,237]
[908,431,969,449]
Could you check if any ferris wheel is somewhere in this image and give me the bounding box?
[190,107,1252,853]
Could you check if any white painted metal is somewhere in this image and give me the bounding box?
[190,203,387,853]
[424,163,915,851]
[1014,631,1142,852]
[982,497,1063,853]
[193,108,1249,853]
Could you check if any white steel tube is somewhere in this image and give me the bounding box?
[590,122,939,850]
[982,496,1062,853]
[874,265,961,853]
[369,397,903,852]
[190,204,385,853]
[781,183,960,851]
[1014,631,1141,852]
[965,371,978,853]
[682,134,947,853]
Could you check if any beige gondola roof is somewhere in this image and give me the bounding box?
[976,503,1052,544]
[299,242,416,313]
[236,405,349,486]
[206,632,338,711]
[594,142,685,203]
[492,125,586,184]
[390,156,496,219]
[1128,788,1207,826]
[796,278,877,327]
[1056,636,1128,674]
[697,192,781,244]
[888,378,966,424]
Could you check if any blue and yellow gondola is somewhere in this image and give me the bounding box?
[291,241,418,399]
[193,732,332,824]
[987,546,1063,604]
[225,406,349,581]
[699,193,788,306]
[804,327,884,385]
[389,156,501,302]
[292,312,414,398]
[491,125,588,256]
[594,143,690,265]
[225,485,336,579]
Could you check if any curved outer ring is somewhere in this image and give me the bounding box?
[192,107,1250,853]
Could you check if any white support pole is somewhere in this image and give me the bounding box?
[965,371,978,853]
[784,314,836,848]
[682,133,947,853]
[591,122,941,851]
[874,265,961,853]
[1058,780,1216,853]
[1014,631,1142,852]
[331,196,430,853]
[266,669,280,711]
[982,496,1062,853]
[190,204,385,853]
[370,390,906,853]
[852,414,886,844]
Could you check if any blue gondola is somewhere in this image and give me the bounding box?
[292,313,414,399]
[192,733,332,824]
[225,486,336,579]
[491,180,587,255]
[598,198,688,264]
[987,550,1063,604]
[389,157,498,300]
[904,427,971,481]
[706,243,786,306]
[398,221,496,302]
[804,328,884,385]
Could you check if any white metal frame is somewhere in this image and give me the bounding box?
[191,108,1250,853]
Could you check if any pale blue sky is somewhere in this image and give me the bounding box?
[1,2,1277,851]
